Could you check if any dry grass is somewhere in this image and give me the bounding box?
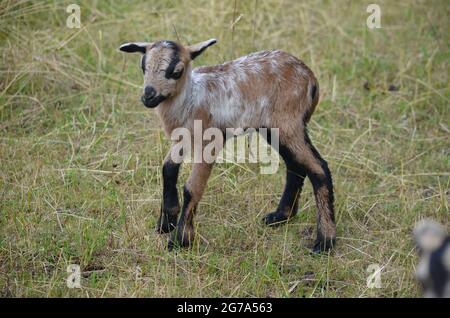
[0,0,449,297]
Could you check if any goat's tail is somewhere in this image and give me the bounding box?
[303,78,320,124]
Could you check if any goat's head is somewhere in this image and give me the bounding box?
[119,38,217,108]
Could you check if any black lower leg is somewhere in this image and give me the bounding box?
[157,160,181,233]
[264,143,307,226]
[168,186,196,250]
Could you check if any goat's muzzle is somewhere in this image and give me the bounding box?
[141,86,166,108]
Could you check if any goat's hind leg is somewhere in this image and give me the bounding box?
[264,143,307,226]
[294,132,336,253]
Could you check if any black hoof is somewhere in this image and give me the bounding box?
[167,237,191,251]
[156,211,178,234]
[263,211,290,227]
[311,237,336,254]
[167,239,177,251]
[167,228,193,251]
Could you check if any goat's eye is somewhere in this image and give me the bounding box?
[171,69,183,80]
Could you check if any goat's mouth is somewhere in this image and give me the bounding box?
[141,94,167,108]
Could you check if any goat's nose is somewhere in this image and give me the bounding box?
[144,86,156,99]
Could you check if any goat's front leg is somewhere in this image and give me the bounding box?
[156,151,182,234]
[168,162,213,250]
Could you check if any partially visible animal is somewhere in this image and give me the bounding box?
[119,38,336,253]
[414,220,450,298]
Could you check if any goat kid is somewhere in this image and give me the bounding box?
[119,39,336,253]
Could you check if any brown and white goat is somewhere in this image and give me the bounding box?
[119,39,336,252]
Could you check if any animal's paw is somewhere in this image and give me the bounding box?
[263,211,290,227]
[311,237,336,254]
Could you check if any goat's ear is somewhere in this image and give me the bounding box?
[414,220,446,254]
[188,38,217,60]
[118,42,152,54]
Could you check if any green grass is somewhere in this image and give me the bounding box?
[0,0,449,297]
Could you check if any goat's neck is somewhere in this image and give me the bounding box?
[156,66,195,135]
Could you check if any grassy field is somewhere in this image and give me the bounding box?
[0,0,449,297]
